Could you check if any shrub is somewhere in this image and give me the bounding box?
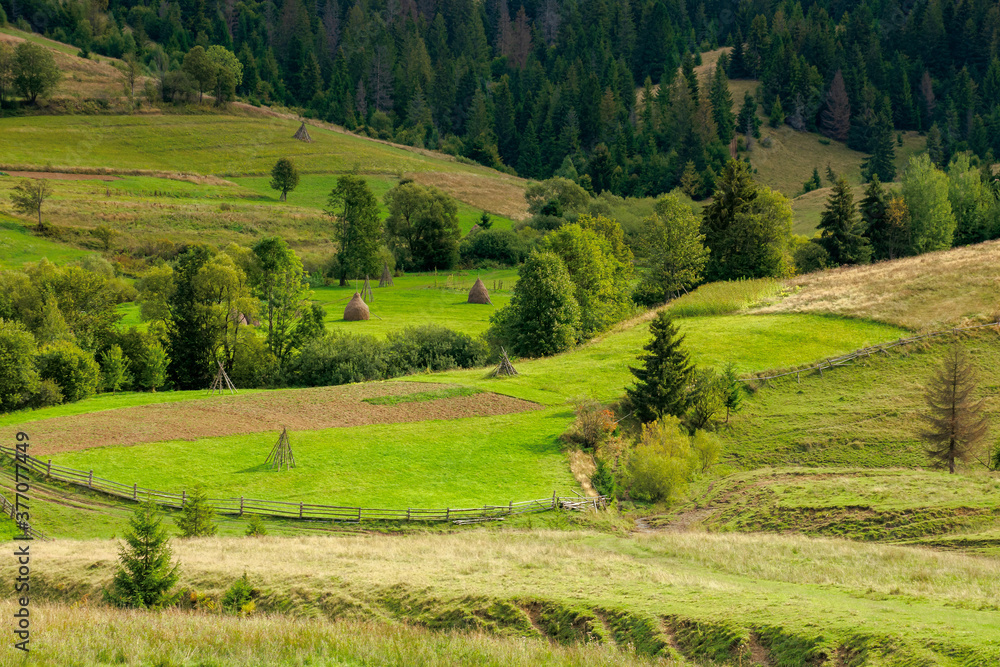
[287,331,387,386]
[590,458,617,498]
[222,573,258,615]
[27,379,63,409]
[245,515,267,537]
[460,229,527,266]
[563,399,616,450]
[792,240,830,274]
[691,431,721,472]
[627,417,697,504]
[35,341,100,403]
[385,325,488,374]
[229,329,278,388]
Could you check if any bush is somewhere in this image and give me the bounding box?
[27,379,63,409]
[222,573,258,615]
[793,240,830,274]
[286,331,387,386]
[229,329,278,388]
[385,325,488,374]
[590,458,617,497]
[245,515,267,537]
[460,229,527,266]
[35,341,100,403]
[627,417,697,504]
[563,399,616,450]
[0,319,40,412]
[176,486,216,538]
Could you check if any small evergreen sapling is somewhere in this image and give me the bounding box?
[106,497,180,609]
[176,486,217,537]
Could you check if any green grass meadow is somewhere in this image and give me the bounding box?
[0,215,94,268]
[48,409,576,508]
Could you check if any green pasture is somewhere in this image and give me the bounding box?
[232,174,514,234]
[720,332,1000,469]
[314,269,516,337]
[419,313,908,405]
[48,409,577,508]
[0,215,94,268]
[0,115,493,178]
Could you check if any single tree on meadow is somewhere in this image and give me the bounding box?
[326,175,382,286]
[176,486,217,538]
[105,498,180,609]
[921,344,989,474]
[12,41,60,104]
[270,158,300,202]
[817,177,871,266]
[626,312,694,424]
[10,178,51,229]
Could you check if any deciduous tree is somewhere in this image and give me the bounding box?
[269,158,299,202]
[9,178,51,229]
[383,182,461,271]
[326,175,382,285]
[902,154,956,254]
[635,193,708,304]
[12,41,59,103]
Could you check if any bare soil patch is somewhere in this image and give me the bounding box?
[3,170,120,181]
[13,382,540,456]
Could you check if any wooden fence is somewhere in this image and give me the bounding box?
[0,492,46,540]
[0,448,606,524]
[741,320,1000,384]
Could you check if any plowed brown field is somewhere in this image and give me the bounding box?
[14,382,540,456]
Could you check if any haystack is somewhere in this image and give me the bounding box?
[293,122,313,142]
[379,262,394,287]
[468,277,492,305]
[344,292,370,321]
[490,347,518,377]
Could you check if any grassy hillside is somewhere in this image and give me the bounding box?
[0,215,94,268]
[15,531,1000,664]
[756,238,1000,328]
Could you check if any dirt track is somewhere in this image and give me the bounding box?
[9,382,540,456]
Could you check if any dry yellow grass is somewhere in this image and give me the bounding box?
[0,29,136,101]
[754,240,1000,329]
[407,171,529,220]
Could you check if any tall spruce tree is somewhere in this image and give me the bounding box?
[709,64,735,144]
[817,177,871,265]
[862,111,896,182]
[860,176,891,260]
[736,92,760,144]
[106,498,180,609]
[326,175,383,285]
[626,312,694,423]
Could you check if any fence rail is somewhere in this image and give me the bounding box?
[0,447,607,524]
[741,320,1000,383]
[0,492,46,540]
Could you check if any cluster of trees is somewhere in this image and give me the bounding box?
[797,152,1000,272]
[0,40,60,105]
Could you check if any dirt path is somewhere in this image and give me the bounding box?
[2,170,120,181]
[7,382,541,456]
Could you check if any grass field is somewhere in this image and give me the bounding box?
[757,238,1000,328]
[15,530,1000,664]
[718,331,1000,470]
[47,409,575,508]
[0,215,94,268]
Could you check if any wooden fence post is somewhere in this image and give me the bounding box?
[181,490,186,507]
[445,508,450,521]
[406,508,411,521]
[133,484,137,501]
[509,500,513,513]
[356,507,361,522]
[88,470,93,488]
[46,460,51,477]
[239,497,244,515]
[299,502,304,519]
[552,491,557,509]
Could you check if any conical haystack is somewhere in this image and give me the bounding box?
[468,277,492,304]
[490,347,518,377]
[344,292,370,321]
[293,122,313,142]
[379,262,394,287]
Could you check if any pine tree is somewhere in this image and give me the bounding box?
[736,92,760,145]
[925,124,944,166]
[817,177,871,265]
[860,176,890,260]
[862,111,896,182]
[101,345,132,393]
[516,120,542,179]
[626,312,694,423]
[728,28,747,79]
[921,344,989,474]
[709,64,736,145]
[176,486,217,538]
[768,96,784,128]
[820,70,850,141]
[105,498,180,609]
[803,167,821,193]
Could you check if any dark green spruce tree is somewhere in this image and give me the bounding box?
[626,312,694,423]
[105,498,180,609]
[709,63,736,144]
[818,178,871,265]
[862,111,896,182]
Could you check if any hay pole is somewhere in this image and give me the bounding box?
[265,427,296,471]
[208,361,238,395]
